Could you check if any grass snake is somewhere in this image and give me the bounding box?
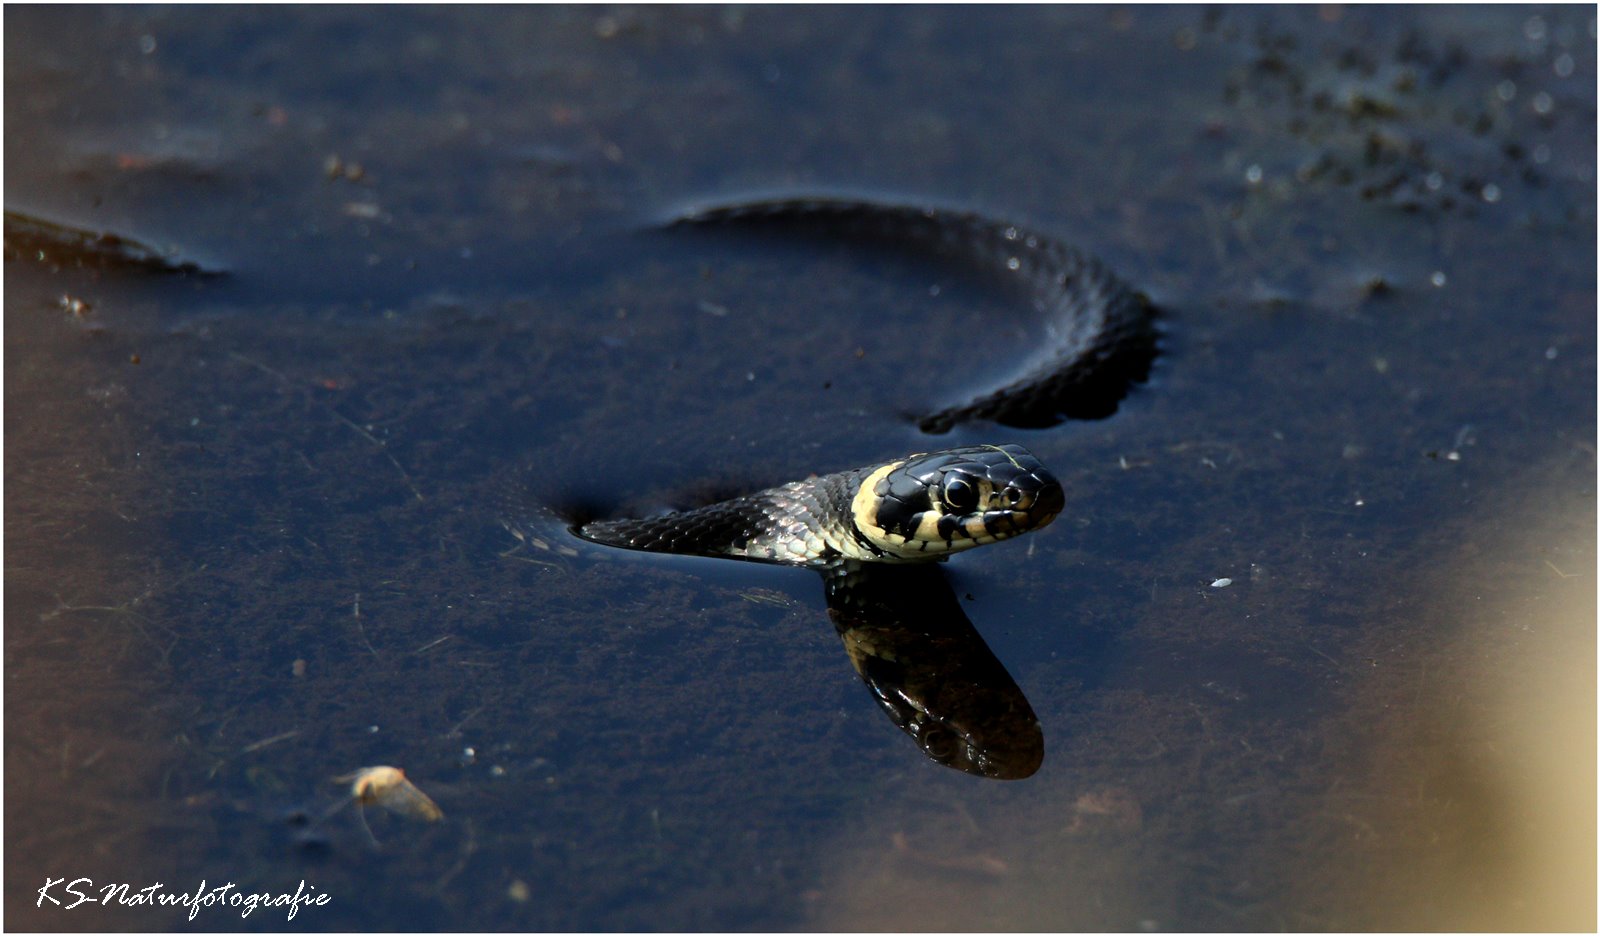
[508,195,1156,779]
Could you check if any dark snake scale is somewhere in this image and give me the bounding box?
[509,196,1157,779]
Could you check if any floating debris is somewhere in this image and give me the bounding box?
[1211,578,1233,588]
[322,153,366,183]
[335,765,444,822]
[738,587,794,608]
[1064,787,1144,834]
[241,729,302,753]
[309,766,442,849]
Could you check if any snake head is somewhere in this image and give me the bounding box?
[851,443,1064,560]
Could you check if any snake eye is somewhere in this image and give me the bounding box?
[1006,488,1023,507]
[942,476,978,513]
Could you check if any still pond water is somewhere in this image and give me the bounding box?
[6,6,1594,931]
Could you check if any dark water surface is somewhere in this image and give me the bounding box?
[6,6,1594,931]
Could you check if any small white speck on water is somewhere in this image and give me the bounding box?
[1430,271,1447,287]
[1532,91,1554,115]
[1245,164,1263,184]
[1481,183,1501,203]
[1545,346,1559,360]
[1006,257,1020,271]
[1496,79,1517,102]
[1211,578,1232,588]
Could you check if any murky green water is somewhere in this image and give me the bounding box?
[7,6,1594,931]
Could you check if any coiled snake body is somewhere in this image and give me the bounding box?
[514,196,1155,779]
[663,197,1156,434]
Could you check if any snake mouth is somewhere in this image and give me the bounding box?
[981,474,1064,540]
[980,509,1034,540]
[979,503,1058,541]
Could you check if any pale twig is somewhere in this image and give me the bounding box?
[229,351,424,501]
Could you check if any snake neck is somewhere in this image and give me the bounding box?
[577,467,893,567]
[576,444,1063,567]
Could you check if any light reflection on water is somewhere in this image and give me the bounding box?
[808,478,1595,931]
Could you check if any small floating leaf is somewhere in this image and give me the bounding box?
[334,765,443,821]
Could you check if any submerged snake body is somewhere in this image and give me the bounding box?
[578,444,1065,567]
[822,561,1044,779]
